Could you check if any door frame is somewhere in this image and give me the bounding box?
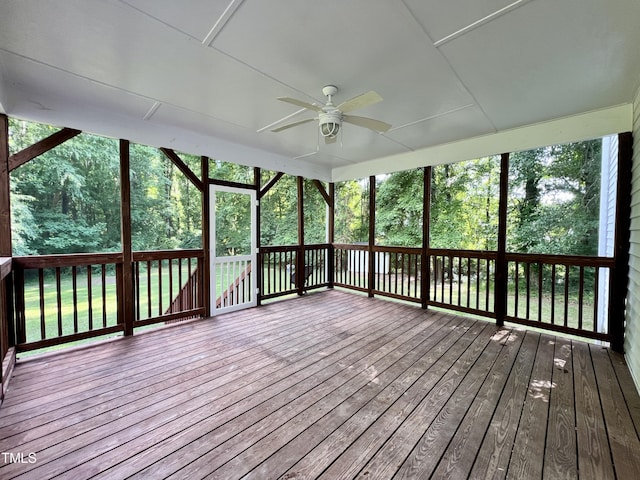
[209,184,257,314]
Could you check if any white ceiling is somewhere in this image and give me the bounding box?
[0,0,638,181]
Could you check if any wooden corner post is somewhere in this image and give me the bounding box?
[421,167,432,309]
[495,153,510,327]
[368,176,376,298]
[119,139,134,336]
[609,132,633,352]
[0,114,11,258]
[254,167,262,306]
[328,182,335,288]
[297,176,305,296]
[201,157,211,316]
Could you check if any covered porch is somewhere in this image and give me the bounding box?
[1,289,639,479]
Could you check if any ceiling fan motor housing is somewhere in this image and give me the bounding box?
[319,110,342,138]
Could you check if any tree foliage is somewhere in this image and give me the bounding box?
[8,118,605,258]
[9,119,201,254]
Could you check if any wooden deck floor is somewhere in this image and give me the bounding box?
[1,290,639,479]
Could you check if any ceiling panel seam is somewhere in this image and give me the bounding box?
[432,0,533,47]
[399,0,498,134]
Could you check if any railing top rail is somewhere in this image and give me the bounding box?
[260,245,299,253]
[333,243,368,251]
[304,243,331,250]
[428,248,497,259]
[372,245,421,254]
[505,252,615,267]
[132,249,205,261]
[13,252,124,269]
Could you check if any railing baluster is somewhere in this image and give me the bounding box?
[564,264,570,326]
[39,268,45,340]
[513,261,519,318]
[525,262,531,320]
[578,266,584,330]
[158,260,163,315]
[56,267,63,336]
[476,258,481,310]
[72,265,78,333]
[87,265,93,331]
[147,260,152,318]
[550,264,556,325]
[101,264,107,328]
[537,262,542,323]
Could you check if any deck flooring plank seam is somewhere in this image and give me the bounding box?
[505,333,555,480]
[572,341,615,480]
[201,319,487,480]
[316,325,519,480]
[542,337,578,479]
[120,312,461,480]
[388,328,509,480]
[238,318,492,480]
[72,310,456,479]
[0,293,384,427]
[348,322,499,480]
[0,298,408,452]
[1,291,639,480]
[7,291,355,391]
[1,297,440,478]
[271,317,485,480]
[468,331,541,479]
[427,329,527,480]
[607,350,640,437]
[590,344,640,479]
[4,291,361,401]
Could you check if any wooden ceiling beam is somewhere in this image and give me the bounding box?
[259,171,284,199]
[312,179,332,207]
[9,128,81,171]
[160,148,203,192]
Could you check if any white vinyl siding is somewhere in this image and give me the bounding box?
[625,83,640,391]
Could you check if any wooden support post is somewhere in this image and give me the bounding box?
[421,167,432,309]
[297,176,305,296]
[328,182,335,288]
[0,115,10,257]
[201,156,211,316]
[495,153,510,327]
[0,114,14,395]
[255,167,262,306]
[368,175,376,298]
[609,132,632,352]
[119,139,134,336]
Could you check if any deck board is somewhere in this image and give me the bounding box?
[1,289,639,479]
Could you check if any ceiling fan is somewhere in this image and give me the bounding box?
[271,85,391,144]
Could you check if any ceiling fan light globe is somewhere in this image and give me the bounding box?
[320,121,340,138]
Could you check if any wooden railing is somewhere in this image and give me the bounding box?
[259,244,331,300]
[133,250,205,327]
[429,249,496,317]
[334,243,369,292]
[371,246,421,303]
[11,253,125,351]
[505,253,614,341]
[330,244,616,344]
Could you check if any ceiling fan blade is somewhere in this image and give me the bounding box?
[277,97,322,112]
[271,118,315,133]
[343,115,392,133]
[324,135,337,144]
[337,91,383,113]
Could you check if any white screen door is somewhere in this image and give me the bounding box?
[210,185,257,314]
